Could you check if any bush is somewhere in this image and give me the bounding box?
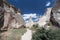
[30,24,39,31]
[31,28,60,40]
[32,24,38,28]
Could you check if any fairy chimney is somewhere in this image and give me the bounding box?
[26,16,34,28]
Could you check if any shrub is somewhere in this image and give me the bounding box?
[32,24,38,28]
[30,24,39,31]
[32,28,57,40]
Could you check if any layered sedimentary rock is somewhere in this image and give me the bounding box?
[38,8,52,27]
[0,0,4,31]
[25,7,52,28]
[52,0,60,12]
[50,0,60,27]
[1,1,25,30]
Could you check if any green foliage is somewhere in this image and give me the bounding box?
[32,28,60,40]
[32,24,38,28]
[53,29,60,40]
[30,24,39,31]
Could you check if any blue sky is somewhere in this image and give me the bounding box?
[7,0,55,22]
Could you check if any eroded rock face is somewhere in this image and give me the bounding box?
[52,0,60,24]
[50,11,60,27]
[0,1,25,30]
[50,0,60,27]
[52,0,60,12]
[0,0,4,31]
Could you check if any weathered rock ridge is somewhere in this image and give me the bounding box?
[0,0,4,31]
[50,0,60,27]
[0,0,25,31]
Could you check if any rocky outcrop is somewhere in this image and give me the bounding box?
[50,0,60,28]
[0,0,4,31]
[26,16,34,28]
[50,11,60,27]
[25,8,52,28]
[0,1,25,31]
[52,0,60,12]
[38,8,52,27]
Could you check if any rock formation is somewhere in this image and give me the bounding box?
[38,7,52,27]
[0,0,4,32]
[0,1,25,31]
[25,7,52,28]
[26,16,34,28]
[50,0,60,27]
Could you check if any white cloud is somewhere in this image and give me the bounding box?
[34,18,38,22]
[23,13,37,20]
[46,2,51,6]
[25,20,29,23]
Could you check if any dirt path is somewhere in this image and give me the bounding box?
[21,28,32,40]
